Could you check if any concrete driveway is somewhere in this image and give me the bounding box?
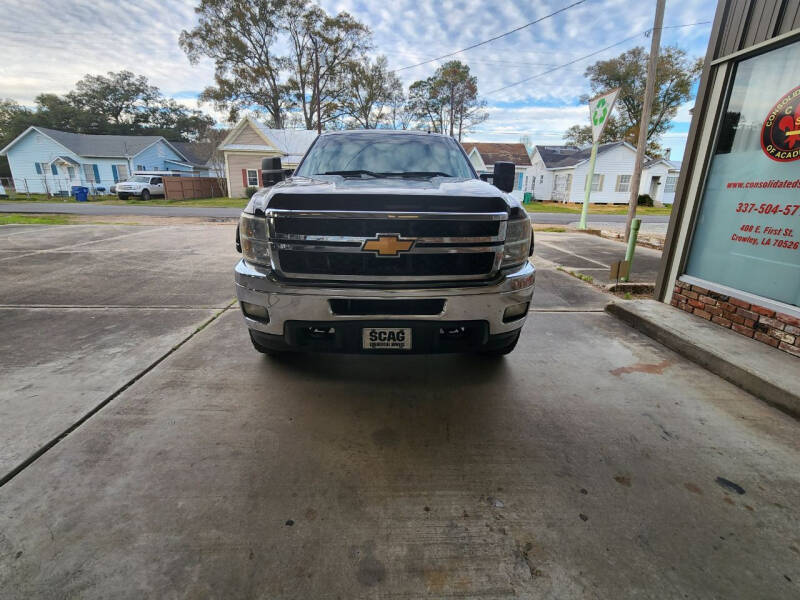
[1,223,798,599]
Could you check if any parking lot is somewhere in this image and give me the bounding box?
[1,224,799,598]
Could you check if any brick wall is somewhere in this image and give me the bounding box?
[672,281,800,358]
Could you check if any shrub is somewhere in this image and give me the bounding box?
[245,186,258,198]
[637,194,654,207]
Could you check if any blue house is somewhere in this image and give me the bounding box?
[0,127,213,195]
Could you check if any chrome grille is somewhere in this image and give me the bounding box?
[266,209,508,282]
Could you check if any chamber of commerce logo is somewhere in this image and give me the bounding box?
[761,85,800,162]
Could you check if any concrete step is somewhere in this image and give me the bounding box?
[606,299,800,417]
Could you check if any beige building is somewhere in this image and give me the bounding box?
[218,117,317,198]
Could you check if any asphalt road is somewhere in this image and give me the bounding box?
[0,201,672,225]
[1,223,797,599]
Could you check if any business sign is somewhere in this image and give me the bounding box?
[589,88,620,143]
[685,41,800,308]
[761,85,800,162]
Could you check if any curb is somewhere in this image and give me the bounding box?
[606,301,800,418]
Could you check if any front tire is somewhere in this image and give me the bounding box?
[479,330,521,357]
[140,189,151,201]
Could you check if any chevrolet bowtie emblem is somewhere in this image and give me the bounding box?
[362,234,416,257]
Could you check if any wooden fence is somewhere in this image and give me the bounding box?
[163,176,226,200]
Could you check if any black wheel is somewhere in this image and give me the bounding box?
[479,330,521,357]
[118,193,129,200]
[140,189,151,201]
[249,330,286,356]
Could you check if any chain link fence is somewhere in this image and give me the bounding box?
[8,176,118,198]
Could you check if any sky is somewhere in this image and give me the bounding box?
[1,0,717,161]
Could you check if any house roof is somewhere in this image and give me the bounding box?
[532,145,581,168]
[31,127,184,159]
[464,142,532,166]
[170,141,217,167]
[550,142,634,169]
[644,157,682,170]
[218,116,317,159]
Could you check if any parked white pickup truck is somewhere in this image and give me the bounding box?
[116,175,164,200]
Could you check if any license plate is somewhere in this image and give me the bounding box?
[362,327,412,350]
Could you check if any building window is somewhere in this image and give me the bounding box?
[50,163,58,175]
[664,175,678,193]
[539,175,543,184]
[585,173,603,191]
[112,164,129,182]
[83,163,100,183]
[67,166,76,179]
[515,172,524,190]
[616,174,632,193]
[247,169,259,187]
[34,163,42,174]
[685,39,800,308]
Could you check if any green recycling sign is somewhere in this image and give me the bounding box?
[589,88,620,142]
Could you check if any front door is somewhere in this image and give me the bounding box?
[649,176,660,201]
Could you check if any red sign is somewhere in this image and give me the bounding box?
[761,85,800,162]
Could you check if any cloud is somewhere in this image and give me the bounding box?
[2,0,715,155]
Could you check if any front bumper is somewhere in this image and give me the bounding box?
[234,259,535,350]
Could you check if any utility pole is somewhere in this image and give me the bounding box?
[625,0,665,240]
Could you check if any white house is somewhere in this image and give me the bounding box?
[0,127,213,195]
[529,142,682,204]
[642,157,682,204]
[463,142,534,199]
[218,116,317,198]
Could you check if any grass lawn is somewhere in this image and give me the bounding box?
[2,193,247,209]
[0,213,73,225]
[524,201,673,215]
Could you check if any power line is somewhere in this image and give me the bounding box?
[484,21,712,96]
[395,0,589,72]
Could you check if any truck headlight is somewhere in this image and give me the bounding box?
[239,213,271,266]
[501,217,532,268]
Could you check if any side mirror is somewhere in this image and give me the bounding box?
[261,157,284,186]
[492,161,515,193]
[479,173,493,183]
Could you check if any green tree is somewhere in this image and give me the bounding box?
[564,46,703,155]
[284,0,371,131]
[179,0,291,127]
[408,61,487,141]
[340,56,400,128]
[66,71,160,128]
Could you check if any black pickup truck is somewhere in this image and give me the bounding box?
[235,130,534,356]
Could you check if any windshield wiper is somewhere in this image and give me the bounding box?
[320,170,382,178]
[395,171,453,178]
[319,170,453,179]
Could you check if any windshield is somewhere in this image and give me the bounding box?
[295,133,475,179]
[130,176,150,183]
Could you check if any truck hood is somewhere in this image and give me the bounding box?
[245,176,523,215]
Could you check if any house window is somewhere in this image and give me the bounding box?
[539,175,543,184]
[585,173,603,191]
[112,164,129,183]
[515,173,524,190]
[50,163,58,175]
[67,166,76,179]
[664,175,678,194]
[136,164,145,172]
[616,174,632,193]
[34,163,42,174]
[247,169,259,187]
[83,163,99,183]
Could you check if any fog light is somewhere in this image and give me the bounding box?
[503,302,529,322]
[241,301,269,322]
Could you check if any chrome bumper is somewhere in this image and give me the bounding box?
[234,259,535,336]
